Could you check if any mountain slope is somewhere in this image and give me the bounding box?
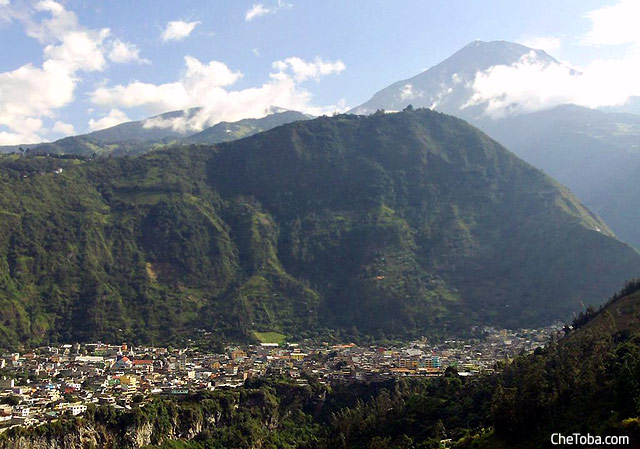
[85,108,201,143]
[481,104,640,247]
[463,280,640,448]
[0,109,638,347]
[351,40,561,117]
[352,40,640,248]
[5,110,312,158]
[184,110,311,144]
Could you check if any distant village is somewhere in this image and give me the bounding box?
[0,324,563,432]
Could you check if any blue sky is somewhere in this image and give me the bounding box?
[0,0,638,143]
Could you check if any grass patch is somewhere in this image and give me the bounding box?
[253,331,287,345]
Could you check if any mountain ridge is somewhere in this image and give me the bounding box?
[0,110,312,158]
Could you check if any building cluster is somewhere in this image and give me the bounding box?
[0,324,561,431]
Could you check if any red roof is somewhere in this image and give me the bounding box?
[133,360,153,365]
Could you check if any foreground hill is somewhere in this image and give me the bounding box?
[321,280,640,449]
[0,109,638,347]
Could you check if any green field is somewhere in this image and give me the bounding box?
[253,331,287,344]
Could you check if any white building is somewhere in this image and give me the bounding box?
[67,403,87,416]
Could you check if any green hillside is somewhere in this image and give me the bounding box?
[0,108,638,348]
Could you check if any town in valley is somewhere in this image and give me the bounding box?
[0,324,562,431]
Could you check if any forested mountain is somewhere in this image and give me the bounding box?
[0,109,638,348]
[351,40,640,248]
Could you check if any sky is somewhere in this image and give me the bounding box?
[0,0,638,144]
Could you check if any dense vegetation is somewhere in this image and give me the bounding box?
[481,104,640,249]
[0,109,638,348]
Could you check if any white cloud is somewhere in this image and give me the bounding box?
[465,53,577,118]
[91,55,347,133]
[0,0,150,143]
[463,2,640,120]
[108,39,149,64]
[0,58,77,144]
[0,60,75,116]
[245,3,270,21]
[0,0,10,6]
[245,1,292,22]
[92,81,190,114]
[0,1,134,143]
[272,56,345,82]
[0,2,15,24]
[160,20,199,42]
[252,48,260,56]
[183,56,243,88]
[88,108,130,131]
[26,0,79,43]
[465,50,640,119]
[91,56,242,115]
[399,83,423,101]
[52,120,75,136]
[43,29,109,72]
[582,0,640,46]
[0,117,43,144]
[518,36,562,53]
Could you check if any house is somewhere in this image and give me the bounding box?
[13,405,30,418]
[66,403,87,416]
[0,378,14,389]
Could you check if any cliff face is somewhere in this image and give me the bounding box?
[1,424,113,449]
[0,416,204,449]
[0,382,321,449]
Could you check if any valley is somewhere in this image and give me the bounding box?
[1,3,640,446]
